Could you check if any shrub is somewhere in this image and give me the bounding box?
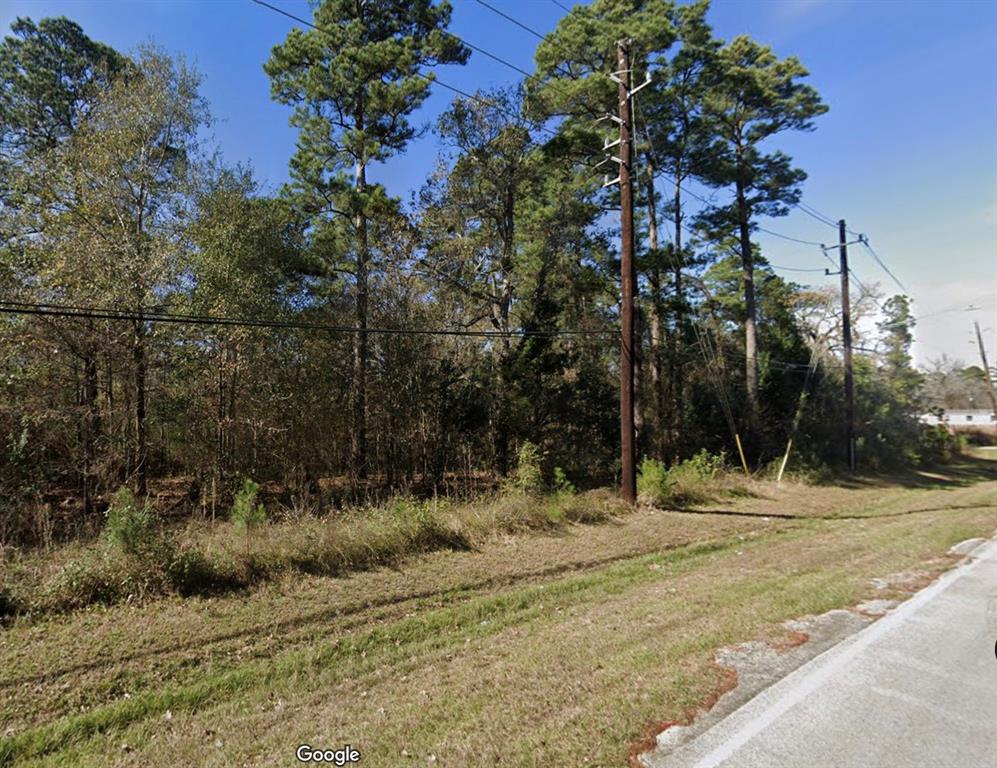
[555,488,623,524]
[512,441,544,494]
[230,478,267,534]
[638,450,735,507]
[683,449,726,480]
[915,425,963,465]
[166,547,224,595]
[637,457,671,506]
[553,466,575,495]
[104,486,158,556]
[42,548,171,612]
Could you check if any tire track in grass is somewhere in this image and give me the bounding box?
[1,534,771,766]
[1,523,779,693]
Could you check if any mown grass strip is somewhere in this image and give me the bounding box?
[0,532,783,766]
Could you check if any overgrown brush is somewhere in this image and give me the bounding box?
[638,450,745,508]
[13,475,627,618]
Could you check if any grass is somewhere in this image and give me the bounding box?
[0,488,625,618]
[0,464,995,766]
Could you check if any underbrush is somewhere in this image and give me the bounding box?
[637,450,749,508]
[1,462,626,619]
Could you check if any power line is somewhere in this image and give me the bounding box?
[769,264,829,274]
[549,0,572,11]
[250,0,548,137]
[859,237,908,294]
[756,226,824,247]
[0,300,617,340]
[254,0,532,79]
[470,0,582,83]
[472,0,548,41]
[794,201,838,229]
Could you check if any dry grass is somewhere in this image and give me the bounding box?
[0,489,626,618]
[0,463,995,767]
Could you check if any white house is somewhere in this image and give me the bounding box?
[920,409,997,430]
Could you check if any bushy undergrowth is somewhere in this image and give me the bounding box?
[6,481,626,618]
[637,450,746,507]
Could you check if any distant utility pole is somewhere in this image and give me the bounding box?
[974,320,997,418]
[616,38,637,504]
[837,219,856,471]
[824,223,870,470]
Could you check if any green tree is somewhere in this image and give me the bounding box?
[183,168,306,487]
[419,88,542,473]
[0,16,125,515]
[264,0,468,479]
[696,36,826,429]
[24,47,205,496]
[638,0,719,457]
[0,16,126,212]
[877,295,922,409]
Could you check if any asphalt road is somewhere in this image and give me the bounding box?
[643,538,997,768]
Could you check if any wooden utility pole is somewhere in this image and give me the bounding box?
[974,321,997,418]
[838,219,856,471]
[618,39,637,503]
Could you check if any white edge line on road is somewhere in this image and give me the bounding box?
[687,537,997,768]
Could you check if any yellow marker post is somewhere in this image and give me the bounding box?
[734,433,750,477]
[776,438,793,484]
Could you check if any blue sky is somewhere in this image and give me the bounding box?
[2,0,995,365]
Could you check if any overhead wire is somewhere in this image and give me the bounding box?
[794,201,838,229]
[755,226,824,247]
[0,300,618,340]
[472,0,548,41]
[859,237,908,294]
[253,0,915,352]
[250,0,557,140]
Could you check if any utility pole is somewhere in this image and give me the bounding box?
[974,321,997,420]
[838,219,856,471]
[617,38,637,504]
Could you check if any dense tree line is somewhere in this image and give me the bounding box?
[0,3,947,544]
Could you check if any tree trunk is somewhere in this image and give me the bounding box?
[352,158,369,481]
[82,341,100,517]
[671,174,685,461]
[216,348,225,489]
[494,188,516,477]
[133,316,147,496]
[643,167,666,460]
[735,179,759,425]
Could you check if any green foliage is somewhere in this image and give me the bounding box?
[638,450,733,507]
[104,487,157,556]
[637,457,670,505]
[914,426,963,466]
[511,441,544,494]
[264,0,469,223]
[0,15,126,165]
[230,478,267,534]
[553,467,575,495]
[531,0,676,120]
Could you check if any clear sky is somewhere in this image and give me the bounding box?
[2,0,995,367]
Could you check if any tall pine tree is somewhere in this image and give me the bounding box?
[265,0,468,478]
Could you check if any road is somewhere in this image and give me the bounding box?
[643,537,997,768]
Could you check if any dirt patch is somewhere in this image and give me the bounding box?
[627,665,738,767]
